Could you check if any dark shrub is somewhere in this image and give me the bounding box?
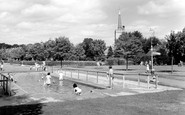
[5,60,97,67]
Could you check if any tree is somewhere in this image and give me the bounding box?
[28,43,45,61]
[82,38,94,60]
[107,46,113,58]
[0,49,7,60]
[8,47,25,60]
[44,39,56,60]
[73,43,86,60]
[132,31,143,39]
[176,29,185,62]
[114,32,143,64]
[155,41,169,65]
[142,37,161,54]
[166,31,179,64]
[24,44,34,60]
[92,39,106,61]
[53,37,74,61]
[0,43,12,49]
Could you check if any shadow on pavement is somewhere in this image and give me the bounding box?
[0,103,44,115]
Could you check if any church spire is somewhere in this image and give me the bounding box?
[114,9,125,43]
[118,9,123,30]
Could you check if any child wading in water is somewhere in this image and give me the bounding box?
[58,69,64,81]
[73,83,82,95]
[45,72,52,86]
[8,73,17,83]
[58,69,64,86]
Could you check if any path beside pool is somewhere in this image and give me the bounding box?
[52,70,182,97]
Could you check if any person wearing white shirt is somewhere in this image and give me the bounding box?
[45,72,51,86]
[73,83,82,95]
[58,70,64,86]
[58,70,64,81]
[108,66,114,89]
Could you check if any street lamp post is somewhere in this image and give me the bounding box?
[150,28,155,74]
[151,45,154,73]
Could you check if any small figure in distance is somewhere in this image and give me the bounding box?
[35,62,40,71]
[108,66,114,89]
[45,72,52,86]
[106,72,109,79]
[0,60,4,71]
[42,61,47,71]
[146,62,150,73]
[58,69,64,81]
[58,69,64,86]
[73,83,82,95]
[8,73,17,83]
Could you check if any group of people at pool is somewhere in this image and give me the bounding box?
[43,70,82,95]
[42,66,115,95]
[30,61,46,71]
[8,65,115,95]
[7,70,82,95]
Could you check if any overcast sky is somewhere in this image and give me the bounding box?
[0,0,185,46]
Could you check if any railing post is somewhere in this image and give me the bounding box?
[6,78,8,95]
[155,75,158,89]
[78,70,79,79]
[4,77,6,94]
[86,71,88,81]
[109,74,111,88]
[122,75,125,88]
[147,75,149,89]
[96,72,98,83]
[1,75,2,87]
[71,70,72,78]
[138,74,140,87]
[3,76,5,91]
[8,78,11,96]
[0,74,2,86]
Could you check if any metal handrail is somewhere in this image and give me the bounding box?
[62,68,159,89]
[0,73,11,96]
[62,68,128,88]
[138,73,158,89]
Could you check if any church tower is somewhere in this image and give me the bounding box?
[114,10,125,43]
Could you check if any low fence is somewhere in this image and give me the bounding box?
[62,68,108,85]
[62,68,159,89]
[0,73,11,96]
[138,73,158,89]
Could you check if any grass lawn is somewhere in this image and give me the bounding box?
[0,89,185,115]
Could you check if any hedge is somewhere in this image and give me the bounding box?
[4,59,133,67]
[4,60,97,67]
[105,58,133,66]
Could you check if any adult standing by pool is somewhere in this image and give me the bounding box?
[0,60,4,71]
[146,62,150,73]
[42,61,46,71]
[108,66,114,89]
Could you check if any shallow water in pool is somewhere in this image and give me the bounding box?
[11,72,103,101]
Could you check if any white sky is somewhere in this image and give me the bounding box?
[0,0,185,46]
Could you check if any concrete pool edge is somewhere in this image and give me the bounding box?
[1,71,183,106]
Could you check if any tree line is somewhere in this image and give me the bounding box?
[0,27,185,65]
[0,37,106,61]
